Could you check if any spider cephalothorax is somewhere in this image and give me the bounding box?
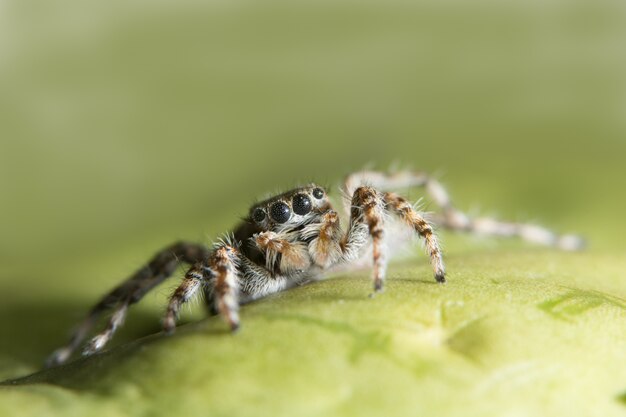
[46,170,583,367]
[235,185,334,276]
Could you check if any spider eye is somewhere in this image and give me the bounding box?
[252,208,266,223]
[292,194,312,215]
[312,188,324,199]
[269,201,291,223]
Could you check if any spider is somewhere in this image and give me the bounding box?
[45,170,584,367]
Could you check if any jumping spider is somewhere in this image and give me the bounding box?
[46,170,584,367]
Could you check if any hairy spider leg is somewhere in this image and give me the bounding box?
[45,242,209,367]
[348,187,388,292]
[384,192,446,283]
[163,244,241,333]
[344,170,584,251]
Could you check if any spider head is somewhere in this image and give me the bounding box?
[249,184,329,231]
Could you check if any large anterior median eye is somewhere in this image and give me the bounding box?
[292,194,312,215]
[270,201,291,223]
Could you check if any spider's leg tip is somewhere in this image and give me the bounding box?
[558,234,587,251]
[44,349,69,368]
[162,321,176,336]
[369,286,384,298]
[82,334,108,357]
[81,347,95,357]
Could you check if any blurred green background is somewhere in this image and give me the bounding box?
[1,0,625,416]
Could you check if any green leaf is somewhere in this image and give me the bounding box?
[3,249,626,417]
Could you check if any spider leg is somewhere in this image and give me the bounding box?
[345,186,388,292]
[83,303,128,355]
[45,241,209,367]
[163,244,241,333]
[338,185,445,291]
[343,169,584,250]
[446,216,585,250]
[384,192,446,283]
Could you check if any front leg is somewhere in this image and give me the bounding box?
[346,186,388,292]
